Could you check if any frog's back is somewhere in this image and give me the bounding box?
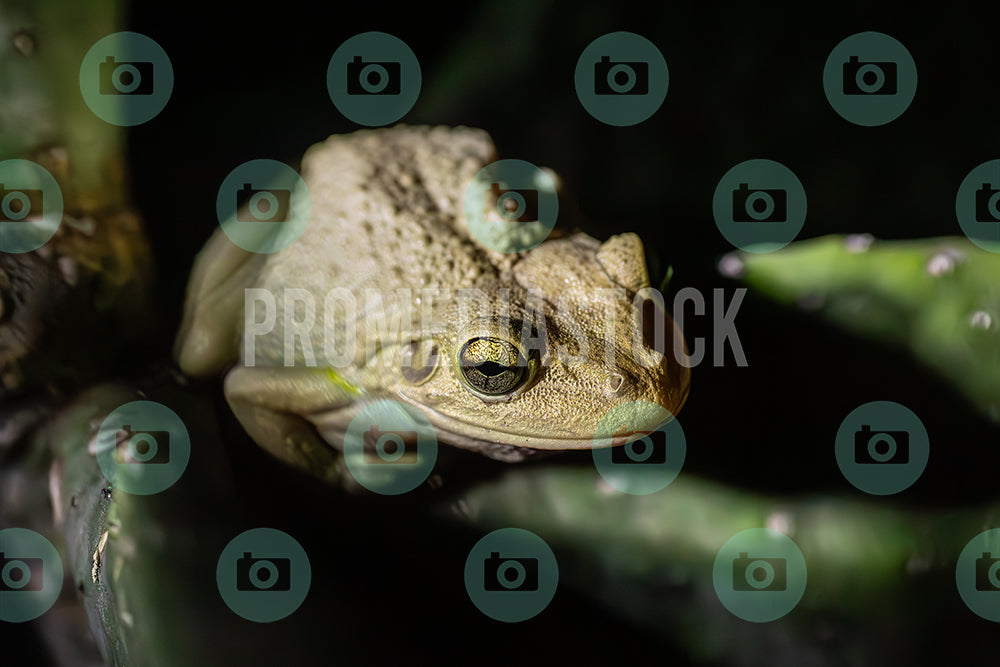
[260,125,505,297]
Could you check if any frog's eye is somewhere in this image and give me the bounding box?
[457,336,529,397]
[400,339,440,385]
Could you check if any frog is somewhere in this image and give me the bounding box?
[174,125,689,481]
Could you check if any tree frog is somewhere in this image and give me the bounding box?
[174,126,689,481]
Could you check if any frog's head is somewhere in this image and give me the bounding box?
[384,232,690,460]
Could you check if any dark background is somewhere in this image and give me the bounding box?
[14,1,1000,665]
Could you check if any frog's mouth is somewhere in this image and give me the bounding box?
[427,428,634,462]
[421,410,628,450]
[307,404,638,463]
[393,401,666,462]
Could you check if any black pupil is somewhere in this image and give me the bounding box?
[475,360,508,376]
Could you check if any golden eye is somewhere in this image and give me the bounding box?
[457,336,528,396]
[400,340,439,385]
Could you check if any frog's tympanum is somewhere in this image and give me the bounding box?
[175,126,689,479]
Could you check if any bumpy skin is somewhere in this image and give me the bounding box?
[175,126,689,476]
